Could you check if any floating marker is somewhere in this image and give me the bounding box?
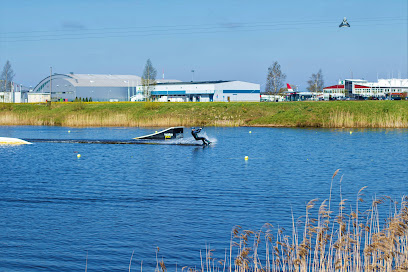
[350,131,353,135]
[77,154,81,158]
[155,131,158,133]
[68,130,71,133]
[249,131,252,134]
[245,156,249,160]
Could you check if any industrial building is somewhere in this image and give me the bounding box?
[0,83,30,103]
[31,73,260,102]
[32,73,143,102]
[149,80,260,102]
[323,78,408,99]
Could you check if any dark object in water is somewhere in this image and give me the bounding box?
[26,138,203,146]
[133,127,184,140]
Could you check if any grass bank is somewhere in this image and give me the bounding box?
[0,101,407,128]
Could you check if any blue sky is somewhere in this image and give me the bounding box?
[0,0,407,90]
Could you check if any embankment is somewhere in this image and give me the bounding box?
[0,101,407,128]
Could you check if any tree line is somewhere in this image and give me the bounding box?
[142,59,326,98]
[0,58,325,99]
[265,61,324,94]
[0,60,15,92]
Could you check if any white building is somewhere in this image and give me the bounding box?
[261,94,285,102]
[31,74,260,102]
[323,78,408,99]
[27,93,51,103]
[0,83,26,103]
[133,80,260,102]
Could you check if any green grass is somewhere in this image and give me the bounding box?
[0,101,407,127]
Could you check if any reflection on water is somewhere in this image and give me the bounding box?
[0,126,406,271]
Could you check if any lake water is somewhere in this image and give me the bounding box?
[0,126,407,271]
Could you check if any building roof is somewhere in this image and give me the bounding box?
[323,85,345,89]
[65,74,142,87]
[354,84,371,88]
[156,80,232,86]
[32,73,183,92]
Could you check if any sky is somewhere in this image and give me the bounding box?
[0,0,407,91]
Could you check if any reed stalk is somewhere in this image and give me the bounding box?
[158,171,407,272]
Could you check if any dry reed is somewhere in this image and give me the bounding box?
[154,171,407,272]
[327,110,407,128]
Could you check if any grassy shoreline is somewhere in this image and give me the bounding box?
[0,101,407,128]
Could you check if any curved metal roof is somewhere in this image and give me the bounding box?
[33,73,181,92]
[66,74,142,87]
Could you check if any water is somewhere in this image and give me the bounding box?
[0,126,407,271]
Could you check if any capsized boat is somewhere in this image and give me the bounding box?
[0,137,32,145]
[133,127,184,140]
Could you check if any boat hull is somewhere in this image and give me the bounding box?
[0,137,32,145]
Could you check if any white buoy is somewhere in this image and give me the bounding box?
[0,137,31,145]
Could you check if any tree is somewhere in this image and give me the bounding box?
[0,60,15,92]
[307,69,324,93]
[141,59,157,101]
[279,86,288,94]
[265,61,286,95]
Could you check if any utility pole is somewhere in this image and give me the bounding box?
[50,66,52,102]
[127,80,130,101]
[0,80,4,102]
[5,72,8,93]
[147,66,150,101]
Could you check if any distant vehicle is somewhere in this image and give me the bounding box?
[339,17,350,28]
[390,93,403,100]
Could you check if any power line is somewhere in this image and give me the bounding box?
[1,16,404,36]
[0,17,406,43]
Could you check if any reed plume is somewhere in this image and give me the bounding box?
[169,170,407,272]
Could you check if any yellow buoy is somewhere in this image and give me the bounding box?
[77,154,81,158]
[350,131,353,135]
[249,131,252,134]
[245,156,249,160]
[68,130,71,133]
